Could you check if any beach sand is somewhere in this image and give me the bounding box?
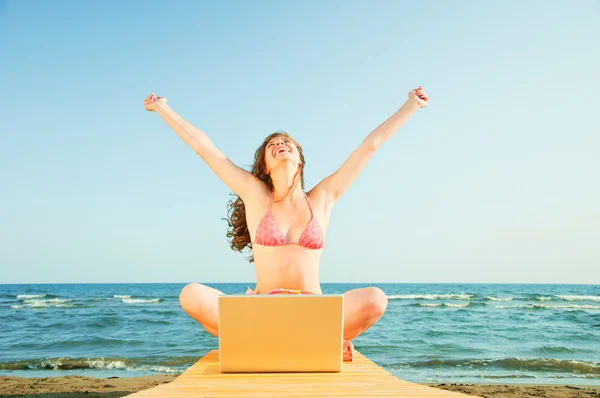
[428,383,600,397]
[0,375,175,397]
[1,375,600,397]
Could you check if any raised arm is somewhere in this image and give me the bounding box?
[144,93,265,201]
[314,87,428,204]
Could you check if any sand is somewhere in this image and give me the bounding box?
[1,375,600,397]
[0,374,175,397]
[428,383,600,397]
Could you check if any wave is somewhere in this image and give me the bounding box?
[536,296,553,301]
[0,357,191,373]
[387,294,472,300]
[496,304,600,310]
[10,298,84,309]
[473,374,538,379]
[397,357,600,375]
[17,294,49,299]
[122,298,161,304]
[555,295,600,302]
[485,296,513,302]
[415,302,470,308]
[86,295,161,304]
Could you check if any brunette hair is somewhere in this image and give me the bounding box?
[223,131,305,262]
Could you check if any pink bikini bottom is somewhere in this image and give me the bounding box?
[246,287,315,295]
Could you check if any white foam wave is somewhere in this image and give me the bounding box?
[535,297,552,301]
[122,298,160,304]
[20,299,72,308]
[555,295,600,302]
[486,296,512,301]
[16,294,46,299]
[84,359,182,373]
[126,365,182,373]
[10,305,23,309]
[496,304,600,310]
[418,303,469,308]
[387,294,472,300]
[445,303,469,308]
[87,359,127,370]
[22,358,182,373]
[114,295,131,299]
[34,359,63,370]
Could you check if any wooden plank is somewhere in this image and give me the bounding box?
[126,350,477,397]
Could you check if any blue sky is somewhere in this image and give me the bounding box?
[1,0,598,284]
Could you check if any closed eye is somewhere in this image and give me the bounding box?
[267,139,293,150]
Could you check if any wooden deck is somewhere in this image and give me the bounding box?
[126,350,477,397]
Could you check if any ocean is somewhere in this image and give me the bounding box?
[1,283,599,385]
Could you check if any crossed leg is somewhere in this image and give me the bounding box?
[342,287,389,360]
[179,283,221,337]
[179,283,389,361]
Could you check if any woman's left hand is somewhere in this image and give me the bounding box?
[408,86,428,108]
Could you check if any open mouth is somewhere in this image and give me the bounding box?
[274,147,290,157]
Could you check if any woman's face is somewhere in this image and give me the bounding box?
[264,136,301,173]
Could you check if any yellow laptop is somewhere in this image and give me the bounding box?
[218,294,344,373]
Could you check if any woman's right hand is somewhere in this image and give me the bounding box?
[144,92,167,112]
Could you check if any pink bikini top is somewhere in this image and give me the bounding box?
[253,191,324,250]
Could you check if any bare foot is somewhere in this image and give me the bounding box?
[343,340,354,362]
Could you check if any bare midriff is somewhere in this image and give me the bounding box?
[251,244,324,294]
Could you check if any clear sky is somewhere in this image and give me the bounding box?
[1,0,598,284]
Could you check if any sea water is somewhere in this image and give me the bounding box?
[1,283,599,385]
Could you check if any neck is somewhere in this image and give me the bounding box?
[270,165,303,202]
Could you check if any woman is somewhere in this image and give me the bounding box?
[144,86,428,361]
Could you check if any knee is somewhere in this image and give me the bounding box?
[179,282,201,311]
[363,287,388,318]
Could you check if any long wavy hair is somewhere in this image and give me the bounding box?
[223,131,306,263]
